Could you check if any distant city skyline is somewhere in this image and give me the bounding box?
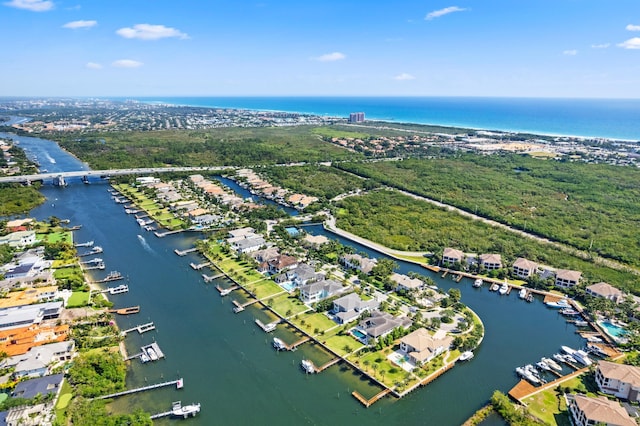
[1,0,640,98]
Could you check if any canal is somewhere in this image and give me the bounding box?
[5,131,587,425]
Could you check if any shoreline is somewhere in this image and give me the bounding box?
[131,97,640,142]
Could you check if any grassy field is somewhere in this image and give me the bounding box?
[352,348,415,389]
[269,293,310,317]
[291,312,337,335]
[67,291,90,308]
[37,231,72,244]
[246,279,284,299]
[311,127,370,139]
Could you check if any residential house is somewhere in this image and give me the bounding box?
[0,286,59,309]
[282,263,324,287]
[12,373,65,400]
[299,279,344,304]
[0,301,64,330]
[357,311,412,343]
[0,231,36,248]
[303,234,329,247]
[442,248,463,265]
[479,253,502,270]
[391,273,424,292]
[555,269,582,289]
[400,328,451,366]
[0,323,69,356]
[596,360,640,401]
[3,340,75,379]
[569,394,636,426]
[268,255,298,275]
[252,247,280,264]
[586,282,624,304]
[512,258,539,279]
[340,254,377,275]
[228,227,255,239]
[332,293,379,324]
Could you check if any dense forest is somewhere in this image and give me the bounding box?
[336,155,640,268]
[335,189,640,292]
[54,127,363,169]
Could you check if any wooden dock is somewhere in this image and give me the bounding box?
[455,274,463,282]
[154,229,185,238]
[351,389,392,408]
[441,271,448,278]
[122,322,155,336]
[232,300,244,313]
[255,319,279,333]
[190,262,211,270]
[315,357,341,372]
[216,284,239,295]
[288,336,310,351]
[174,247,197,256]
[203,273,225,283]
[94,378,183,400]
[108,306,140,315]
[94,271,123,283]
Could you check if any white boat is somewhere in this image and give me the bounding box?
[519,288,527,299]
[561,345,576,355]
[147,347,159,361]
[536,360,551,371]
[499,282,509,295]
[136,218,146,227]
[572,349,592,366]
[553,353,566,363]
[560,308,580,316]
[473,279,483,288]
[273,337,287,351]
[574,320,589,327]
[459,351,474,361]
[489,283,499,292]
[545,299,570,309]
[542,357,562,371]
[171,401,201,418]
[140,353,150,363]
[587,344,608,358]
[108,285,129,295]
[301,359,315,374]
[516,366,540,384]
[587,336,603,343]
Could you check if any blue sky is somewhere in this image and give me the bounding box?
[1,0,640,98]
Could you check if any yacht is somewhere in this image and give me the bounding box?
[542,357,562,371]
[498,282,509,295]
[587,336,603,343]
[574,320,589,327]
[515,366,540,384]
[273,337,287,351]
[587,344,608,358]
[489,283,499,291]
[473,279,483,288]
[146,347,159,361]
[301,359,315,374]
[536,360,551,371]
[171,401,201,418]
[572,349,592,366]
[459,351,474,361]
[560,308,580,316]
[519,288,527,299]
[545,299,570,309]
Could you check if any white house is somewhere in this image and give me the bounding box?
[299,280,344,304]
[596,360,640,401]
[399,328,450,366]
[586,282,624,304]
[391,273,423,292]
[555,269,582,288]
[569,394,636,426]
[512,258,538,279]
[0,231,36,248]
[332,293,379,324]
[479,253,502,270]
[442,248,463,265]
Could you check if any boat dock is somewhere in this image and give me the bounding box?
[83,262,105,271]
[101,284,129,295]
[94,378,183,400]
[232,300,244,313]
[121,322,155,336]
[108,306,140,315]
[352,389,392,408]
[74,240,94,247]
[78,246,103,257]
[94,271,123,283]
[154,229,185,238]
[174,247,197,256]
[255,319,279,333]
[126,342,165,362]
[216,284,239,295]
[150,401,201,420]
[203,273,225,282]
[315,357,341,372]
[190,262,211,270]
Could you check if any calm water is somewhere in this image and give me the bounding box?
[9,133,587,425]
[130,96,640,141]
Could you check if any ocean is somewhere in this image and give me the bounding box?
[127,96,640,141]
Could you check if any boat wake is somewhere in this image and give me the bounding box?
[44,152,56,164]
[137,234,156,254]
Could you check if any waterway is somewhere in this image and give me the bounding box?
[7,131,589,425]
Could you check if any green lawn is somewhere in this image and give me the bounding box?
[323,333,364,356]
[246,279,284,299]
[55,379,73,421]
[269,293,310,317]
[291,312,337,335]
[352,349,412,389]
[37,231,72,244]
[67,291,90,308]
[523,388,571,426]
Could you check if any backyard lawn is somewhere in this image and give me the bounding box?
[269,293,310,317]
[246,279,284,299]
[291,312,338,335]
[67,291,90,308]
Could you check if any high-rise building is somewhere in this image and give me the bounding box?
[348,112,365,123]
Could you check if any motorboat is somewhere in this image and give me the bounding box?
[516,366,540,384]
[560,308,580,316]
[574,320,589,327]
[572,349,592,366]
[519,288,527,299]
[273,337,287,351]
[140,353,150,363]
[459,351,474,361]
[473,279,483,288]
[561,345,576,355]
[171,401,201,418]
[489,284,499,292]
[542,357,562,371]
[536,360,551,371]
[545,299,570,309]
[587,344,608,358]
[147,347,159,361]
[301,359,315,374]
[499,282,509,295]
[587,336,603,343]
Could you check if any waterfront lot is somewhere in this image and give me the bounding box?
[269,293,310,317]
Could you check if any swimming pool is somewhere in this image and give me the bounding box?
[351,329,367,342]
[280,282,296,292]
[599,320,628,338]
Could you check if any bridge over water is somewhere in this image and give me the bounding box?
[0,166,235,184]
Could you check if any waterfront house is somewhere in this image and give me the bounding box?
[595,360,640,401]
[303,234,329,247]
[228,227,255,239]
[268,255,298,274]
[0,301,64,330]
[287,263,324,286]
[442,248,463,265]
[391,273,424,292]
[252,247,280,264]
[3,340,75,379]
[0,269,55,291]
[340,254,377,275]
[5,218,34,232]
[357,311,412,343]
[12,373,64,400]
[0,323,70,357]
[332,293,379,324]
[399,328,450,366]
[569,394,636,426]
[299,279,344,304]
[555,269,582,288]
[0,230,36,248]
[0,286,59,309]
[231,236,265,254]
[586,282,624,304]
[479,253,502,270]
[512,257,539,279]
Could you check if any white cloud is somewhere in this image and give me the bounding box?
[618,37,640,49]
[626,24,640,31]
[112,59,143,68]
[591,43,610,49]
[563,49,578,56]
[425,6,467,20]
[85,62,102,69]
[393,73,416,81]
[62,20,97,29]
[3,0,53,11]
[116,24,188,40]
[312,52,346,62]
